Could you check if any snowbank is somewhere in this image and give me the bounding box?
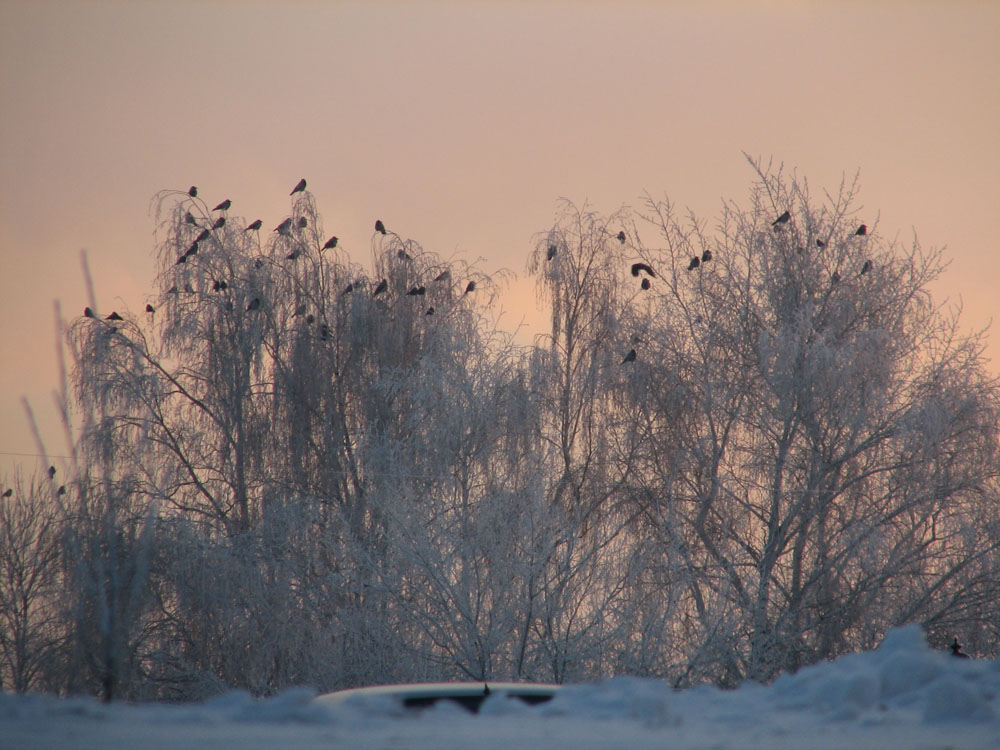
[1,625,997,750]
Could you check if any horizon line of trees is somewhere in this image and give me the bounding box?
[3,159,999,701]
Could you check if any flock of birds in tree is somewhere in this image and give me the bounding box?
[541,211,872,367]
[80,179,479,331]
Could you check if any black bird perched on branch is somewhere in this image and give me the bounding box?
[631,262,656,278]
[855,224,867,236]
[832,271,841,284]
[772,211,791,227]
[407,285,426,296]
[951,638,971,658]
[213,199,232,212]
[48,466,56,479]
[616,230,626,243]
[57,485,66,495]
[375,219,387,235]
[398,249,411,260]
[246,298,261,311]
[167,286,178,295]
[425,307,434,315]
[196,229,211,243]
[641,278,651,290]
[298,216,308,229]
[434,270,450,282]
[687,256,700,271]
[184,283,195,294]
[106,311,123,321]
[547,245,557,260]
[373,280,388,297]
[294,305,306,317]
[320,324,331,340]
[246,219,262,231]
[322,236,339,250]
[342,283,354,295]
[816,238,826,248]
[212,280,227,292]
[185,211,198,225]
[286,250,300,261]
[622,349,636,364]
[464,281,476,294]
[291,178,307,195]
[84,307,95,318]
[145,304,155,314]
[275,218,293,235]
[2,488,11,498]
[702,250,712,263]
[212,217,226,230]
[188,186,198,197]
[860,260,872,276]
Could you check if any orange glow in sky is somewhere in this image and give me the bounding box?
[1,1,998,476]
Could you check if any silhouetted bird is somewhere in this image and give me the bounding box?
[167,286,178,295]
[298,216,308,229]
[688,256,700,270]
[631,262,656,277]
[701,249,712,263]
[407,285,426,296]
[322,236,339,250]
[860,260,872,276]
[247,298,261,311]
[247,219,263,231]
[832,271,841,283]
[213,199,232,212]
[175,254,188,265]
[196,229,211,242]
[951,638,971,659]
[434,270,450,281]
[286,250,300,261]
[375,219,387,235]
[547,245,557,260]
[291,178,307,195]
[57,485,66,495]
[106,312,123,321]
[212,217,226,230]
[146,304,155,314]
[184,283,195,293]
[622,349,636,364]
[254,259,264,269]
[212,280,227,292]
[320,324,331,340]
[816,238,826,248]
[188,186,198,197]
[425,307,434,315]
[373,280,388,296]
[185,211,198,225]
[84,307,96,318]
[641,278,651,290]
[342,283,354,295]
[294,304,306,317]
[275,218,292,235]
[48,466,56,479]
[616,230,626,243]
[306,314,315,324]
[464,281,476,294]
[855,224,867,236]
[398,249,411,260]
[772,211,791,227]
[2,488,11,498]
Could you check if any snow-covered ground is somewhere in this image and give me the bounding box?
[2,626,997,750]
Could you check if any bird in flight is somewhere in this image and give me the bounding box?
[213,199,232,212]
[631,262,656,277]
[322,236,339,250]
[247,219,262,231]
[772,211,791,227]
[375,219,387,235]
[291,178,307,195]
[688,257,700,270]
[622,349,637,364]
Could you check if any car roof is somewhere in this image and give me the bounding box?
[315,681,560,705]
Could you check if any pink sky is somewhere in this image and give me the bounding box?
[1,0,998,477]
